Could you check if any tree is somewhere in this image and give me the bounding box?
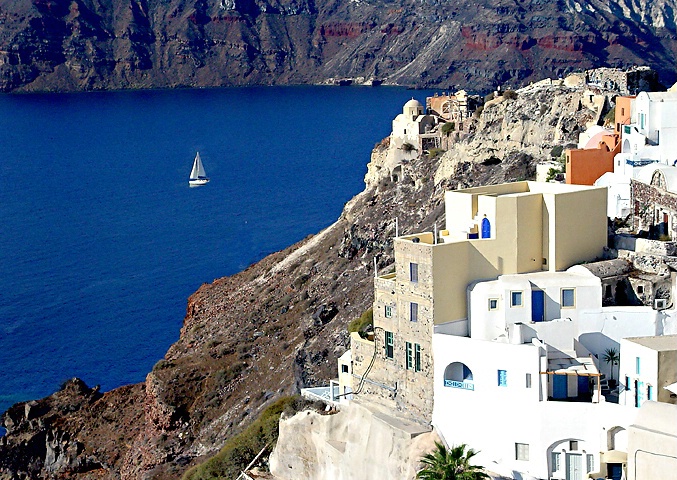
[602,347,620,385]
[417,442,489,480]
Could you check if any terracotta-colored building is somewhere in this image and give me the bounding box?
[565,96,634,186]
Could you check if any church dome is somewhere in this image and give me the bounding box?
[404,98,423,108]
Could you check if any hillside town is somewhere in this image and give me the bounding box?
[276,68,677,480]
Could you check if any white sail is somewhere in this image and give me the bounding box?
[190,152,207,179]
[189,152,209,186]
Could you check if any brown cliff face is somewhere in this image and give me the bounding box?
[0,0,675,93]
[0,83,601,479]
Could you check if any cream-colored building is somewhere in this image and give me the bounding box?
[343,181,608,422]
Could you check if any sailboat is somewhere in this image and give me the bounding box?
[189,152,209,187]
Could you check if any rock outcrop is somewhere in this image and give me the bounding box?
[0,80,611,478]
[0,0,675,93]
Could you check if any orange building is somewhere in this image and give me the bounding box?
[566,96,634,185]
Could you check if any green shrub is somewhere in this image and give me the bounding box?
[604,106,616,126]
[473,106,484,118]
[427,148,445,158]
[503,89,518,100]
[348,308,373,335]
[441,122,455,135]
[401,142,416,153]
[550,145,564,159]
[183,396,308,480]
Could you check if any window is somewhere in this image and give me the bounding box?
[488,298,498,310]
[526,373,532,388]
[605,285,612,298]
[551,452,561,471]
[637,285,644,294]
[341,364,349,373]
[647,384,653,400]
[410,262,418,282]
[414,343,421,372]
[640,112,646,129]
[515,443,529,461]
[510,291,523,307]
[586,454,594,473]
[570,440,579,451]
[385,305,393,318]
[406,342,413,370]
[410,302,418,322]
[385,331,394,359]
[625,376,630,390]
[498,369,507,387]
[636,356,641,375]
[561,288,575,308]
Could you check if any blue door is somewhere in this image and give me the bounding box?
[577,375,590,398]
[553,374,567,399]
[532,290,545,322]
[608,463,622,480]
[481,217,491,238]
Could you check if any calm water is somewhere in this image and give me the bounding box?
[0,86,434,415]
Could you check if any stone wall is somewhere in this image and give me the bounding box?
[631,179,677,236]
[585,66,660,94]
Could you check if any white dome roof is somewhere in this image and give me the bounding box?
[404,98,422,108]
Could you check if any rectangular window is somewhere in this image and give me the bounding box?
[526,373,532,388]
[498,369,507,387]
[410,262,418,283]
[551,452,561,471]
[511,291,523,307]
[570,440,578,451]
[385,331,394,359]
[636,356,641,375]
[561,288,575,307]
[410,302,418,322]
[488,298,498,310]
[406,342,413,370]
[341,364,349,373]
[515,443,529,461]
[586,454,594,473]
[640,112,646,129]
[414,343,421,372]
[647,384,653,401]
[385,305,393,318]
[625,375,630,390]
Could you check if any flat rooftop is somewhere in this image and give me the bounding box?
[626,334,677,352]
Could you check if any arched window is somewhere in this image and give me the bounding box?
[444,362,474,390]
[622,139,631,154]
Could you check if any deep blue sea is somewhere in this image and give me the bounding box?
[0,86,435,416]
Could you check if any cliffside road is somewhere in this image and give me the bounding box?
[0,0,675,92]
[1,82,611,478]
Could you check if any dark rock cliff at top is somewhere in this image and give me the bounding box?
[0,0,676,92]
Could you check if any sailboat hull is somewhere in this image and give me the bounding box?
[189,178,209,187]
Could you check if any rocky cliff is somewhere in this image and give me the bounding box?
[0,0,675,93]
[1,81,606,479]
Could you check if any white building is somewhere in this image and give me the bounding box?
[618,335,677,409]
[432,265,675,480]
[391,99,439,152]
[615,91,677,175]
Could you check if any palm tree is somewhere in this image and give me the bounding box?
[602,347,620,386]
[417,442,490,480]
